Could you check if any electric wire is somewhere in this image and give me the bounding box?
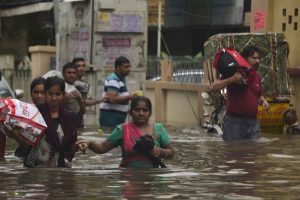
[159,28,201,124]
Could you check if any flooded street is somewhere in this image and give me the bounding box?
[1,126,300,200]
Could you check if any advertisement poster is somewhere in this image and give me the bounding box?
[97,13,143,33]
[101,37,132,66]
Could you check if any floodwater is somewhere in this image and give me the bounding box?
[1,126,300,200]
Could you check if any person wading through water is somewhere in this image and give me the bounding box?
[77,96,174,168]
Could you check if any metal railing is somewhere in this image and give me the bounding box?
[146,55,205,83]
[6,55,205,102]
[13,69,32,102]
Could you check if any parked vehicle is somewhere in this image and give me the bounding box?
[201,91,226,135]
[149,69,204,83]
[0,71,23,99]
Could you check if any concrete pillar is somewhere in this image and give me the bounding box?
[203,59,217,85]
[154,82,166,123]
[160,60,173,81]
[154,60,173,123]
[29,46,56,79]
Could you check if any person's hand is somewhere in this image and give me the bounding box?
[150,146,161,158]
[101,96,109,102]
[93,97,105,104]
[3,127,24,144]
[76,140,90,153]
[4,126,18,138]
[227,72,243,85]
[71,90,82,99]
[262,100,270,111]
[133,134,154,153]
[0,113,5,124]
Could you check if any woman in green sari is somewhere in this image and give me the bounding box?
[77,96,174,168]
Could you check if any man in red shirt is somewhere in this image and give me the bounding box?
[209,46,270,140]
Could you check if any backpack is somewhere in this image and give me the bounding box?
[213,48,255,87]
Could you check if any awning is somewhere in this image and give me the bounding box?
[0,2,53,17]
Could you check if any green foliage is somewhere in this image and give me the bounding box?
[184,55,193,60]
[183,52,203,62]
[194,52,203,61]
[160,52,169,59]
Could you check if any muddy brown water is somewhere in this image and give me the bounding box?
[1,126,300,200]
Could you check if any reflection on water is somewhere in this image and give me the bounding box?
[1,126,300,199]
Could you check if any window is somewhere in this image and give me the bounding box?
[282,23,286,31]
[289,15,292,24]
[283,8,287,16]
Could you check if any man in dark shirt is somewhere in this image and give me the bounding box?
[209,46,270,140]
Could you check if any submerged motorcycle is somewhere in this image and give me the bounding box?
[201,90,226,135]
[283,108,300,134]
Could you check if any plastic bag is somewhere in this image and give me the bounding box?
[42,70,63,79]
[0,98,47,146]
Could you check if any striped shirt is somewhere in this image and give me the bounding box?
[100,72,129,114]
